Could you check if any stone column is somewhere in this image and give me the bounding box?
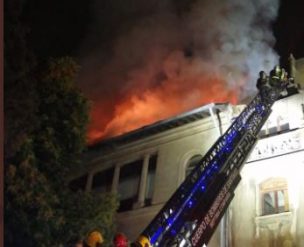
[209,106,222,136]
[112,165,120,193]
[85,172,94,192]
[134,154,150,208]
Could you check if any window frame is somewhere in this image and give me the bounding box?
[259,177,289,216]
[185,154,203,179]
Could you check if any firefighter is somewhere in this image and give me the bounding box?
[132,235,151,247]
[113,233,128,247]
[84,230,104,247]
[270,65,286,87]
[256,71,268,91]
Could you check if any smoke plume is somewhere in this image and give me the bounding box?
[77,0,279,143]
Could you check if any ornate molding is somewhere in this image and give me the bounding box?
[248,130,304,162]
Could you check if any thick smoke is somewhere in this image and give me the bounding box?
[78,0,279,143]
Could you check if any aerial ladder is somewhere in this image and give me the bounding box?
[131,66,297,247]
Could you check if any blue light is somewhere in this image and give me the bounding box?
[170,229,177,236]
[167,217,174,226]
[211,161,218,168]
[255,104,264,114]
[151,227,163,244]
[201,184,206,191]
[226,130,237,144]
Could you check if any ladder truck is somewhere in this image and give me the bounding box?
[131,66,297,247]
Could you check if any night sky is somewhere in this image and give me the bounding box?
[19,0,304,142]
[273,0,304,66]
[22,0,304,63]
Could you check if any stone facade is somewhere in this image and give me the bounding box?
[72,75,304,246]
[228,92,304,247]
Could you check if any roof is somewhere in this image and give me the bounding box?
[86,103,230,157]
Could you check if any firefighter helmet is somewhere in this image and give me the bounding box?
[136,235,151,247]
[113,233,128,247]
[85,230,104,247]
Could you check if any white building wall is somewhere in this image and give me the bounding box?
[77,90,304,246]
[230,142,304,246]
[113,114,229,240]
[229,91,304,247]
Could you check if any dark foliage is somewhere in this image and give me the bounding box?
[4,1,118,246]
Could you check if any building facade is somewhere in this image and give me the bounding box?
[71,64,304,246]
[229,92,304,247]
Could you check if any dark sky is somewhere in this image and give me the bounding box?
[18,0,304,142]
[22,0,90,59]
[23,0,304,66]
[273,0,304,67]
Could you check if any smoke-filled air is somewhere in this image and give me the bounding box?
[77,0,279,144]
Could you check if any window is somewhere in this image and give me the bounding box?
[145,154,157,206]
[69,174,88,192]
[185,155,202,178]
[118,159,143,212]
[262,190,286,215]
[260,178,289,216]
[279,123,290,132]
[276,115,290,133]
[92,167,114,193]
[259,116,290,138]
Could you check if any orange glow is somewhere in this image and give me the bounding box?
[87,73,240,144]
[86,51,244,144]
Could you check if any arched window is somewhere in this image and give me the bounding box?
[185,155,203,178]
[260,178,289,216]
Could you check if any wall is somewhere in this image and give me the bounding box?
[76,90,304,246]
[114,110,231,240]
[229,91,304,247]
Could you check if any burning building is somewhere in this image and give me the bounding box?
[70,0,304,244]
[70,60,304,246]
[79,0,280,145]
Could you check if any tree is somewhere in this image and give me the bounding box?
[4,0,38,159]
[4,1,59,245]
[4,1,118,245]
[33,57,119,246]
[5,56,119,247]
[34,57,89,183]
[5,139,59,247]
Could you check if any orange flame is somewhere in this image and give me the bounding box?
[87,79,239,144]
[86,52,243,144]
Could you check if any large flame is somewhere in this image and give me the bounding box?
[81,0,280,145]
[87,52,241,144]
